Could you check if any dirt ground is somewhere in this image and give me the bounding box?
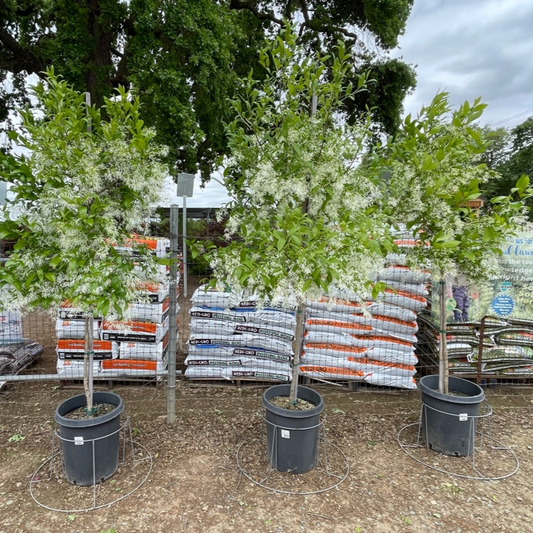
[1,381,533,533]
[1,277,533,532]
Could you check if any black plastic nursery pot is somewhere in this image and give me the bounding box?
[54,391,124,486]
[262,384,324,474]
[419,375,485,457]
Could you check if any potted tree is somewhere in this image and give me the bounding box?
[0,71,168,484]
[202,27,395,473]
[376,92,531,456]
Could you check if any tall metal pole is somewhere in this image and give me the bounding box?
[167,205,179,424]
[182,195,188,296]
[84,91,94,412]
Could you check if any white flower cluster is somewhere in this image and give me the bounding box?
[0,80,170,317]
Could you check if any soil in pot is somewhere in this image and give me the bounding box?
[62,403,116,420]
[268,396,315,410]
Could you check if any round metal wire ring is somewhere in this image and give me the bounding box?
[29,440,153,513]
[236,436,350,495]
[397,422,520,481]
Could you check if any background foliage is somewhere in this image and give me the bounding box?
[0,0,416,180]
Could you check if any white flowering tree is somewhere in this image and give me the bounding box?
[376,92,531,393]
[204,26,395,404]
[0,71,169,412]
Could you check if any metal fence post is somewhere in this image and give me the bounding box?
[167,205,179,424]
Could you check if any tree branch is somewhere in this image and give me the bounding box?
[0,27,44,75]
[299,0,358,40]
[229,0,283,25]
[229,0,358,40]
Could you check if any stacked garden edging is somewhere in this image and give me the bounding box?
[417,316,533,379]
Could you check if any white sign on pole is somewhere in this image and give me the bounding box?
[176,173,195,198]
[177,173,196,296]
[0,182,7,206]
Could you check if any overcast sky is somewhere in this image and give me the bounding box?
[172,0,533,207]
[392,0,533,130]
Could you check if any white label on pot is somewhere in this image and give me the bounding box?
[74,436,84,446]
[459,413,468,422]
[281,430,290,439]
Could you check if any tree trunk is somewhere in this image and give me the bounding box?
[85,0,114,109]
[289,303,306,404]
[84,315,95,414]
[438,279,449,394]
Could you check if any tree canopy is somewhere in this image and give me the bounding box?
[483,118,533,218]
[1,0,416,180]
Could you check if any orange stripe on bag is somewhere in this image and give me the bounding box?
[385,289,427,303]
[347,357,415,372]
[362,314,417,328]
[57,339,112,350]
[300,366,364,377]
[306,319,372,331]
[305,343,367,353]
[350,334,413,347]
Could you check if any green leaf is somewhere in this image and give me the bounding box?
[441,240,461,248]
[483,226,496,242]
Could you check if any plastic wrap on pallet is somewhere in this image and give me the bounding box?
[307,300,417,323]
[378,266,430,284]
[304,318,417,344]
[56,318,100,340]
[189,334,292,354]
[101,315,170,343]
[184,365,291,382]
[0,311,24,344]
[303,342,417,366]
[130,297,172,323]
[113,235,170,258]
[57,359,101,379]
[118,332,169,361]
[187,344,292,363]
[101,358,167,375]
[189,318,294,342]
[189,306,296,328]
[186,287,296,382]
[304,330,415,353]
[56,339,118,360]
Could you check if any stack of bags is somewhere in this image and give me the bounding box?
[444,318,533,377]
[300,256,430,390]
[56,236,177,379]
[0,311,24,345]
[100,280,175,378]
[56,307,109,379]
[185,285,295,382]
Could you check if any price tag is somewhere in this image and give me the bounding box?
[459,413,468,422]
[74,436,84,446]
[281,430,290,439]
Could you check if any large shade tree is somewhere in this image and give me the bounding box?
[483,118,533,218]
[1,0,416,179]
